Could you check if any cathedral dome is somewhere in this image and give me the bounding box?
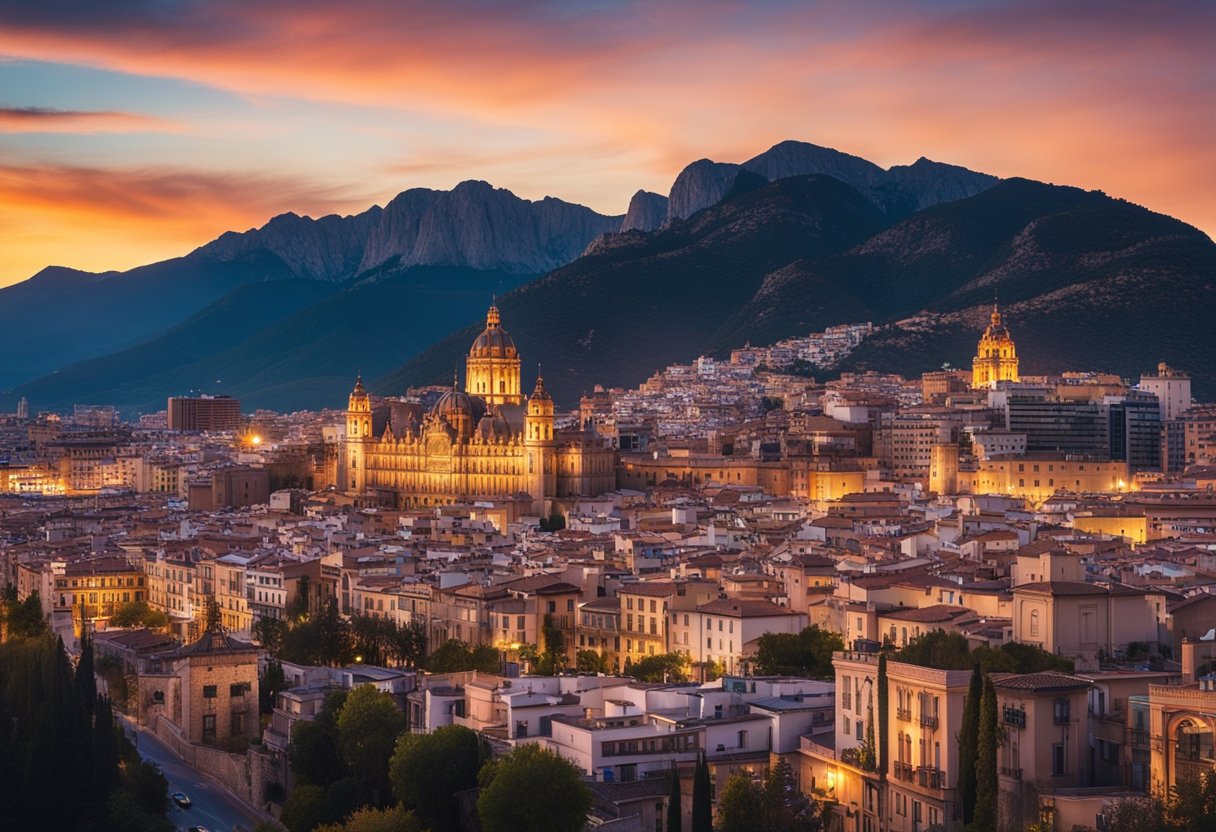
[431,388,477,422]
[475,410,513,442]
[469,305,518,359]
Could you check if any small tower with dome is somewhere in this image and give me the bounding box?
[971,302,1020,388]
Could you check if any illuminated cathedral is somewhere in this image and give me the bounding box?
[343,305,616,516]
[971,302,1020,388]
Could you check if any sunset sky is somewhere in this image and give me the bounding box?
[1,0,1212,287]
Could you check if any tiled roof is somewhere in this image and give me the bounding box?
[992,672,1090,692]
[1013,581,1107,596]
[696,599,799,617]
[882,604,972,623]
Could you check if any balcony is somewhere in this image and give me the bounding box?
[893,761,915,782]
[896,707,913,722]
[917,767,944,789]
[1000,766,1022,780]
[919,713,939,730]
[1003,706,1026,729]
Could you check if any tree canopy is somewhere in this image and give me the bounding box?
[108,600,169,629]
[628,652,689,682]
[717,759,824,832]
[337,685,406,804]
[424,639,501,674]
[477,744,591,832]
[390,725,485,832]
[754,626,844,678]
[892,630,1074,674]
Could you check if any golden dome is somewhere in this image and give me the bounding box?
[469,305,517,359]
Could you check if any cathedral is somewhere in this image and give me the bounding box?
[343,305,616,517]
[971,302,1020,388]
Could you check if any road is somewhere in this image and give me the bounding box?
[120,715,266,832]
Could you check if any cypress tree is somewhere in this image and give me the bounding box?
[668,763,683,832]
[692,751,713,832]
[877,653,888,777]
[957,664,982,825]
[973,674,1000,832]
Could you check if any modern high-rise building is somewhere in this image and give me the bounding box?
[167,395,242,432]
[15,397,28,420]
[1005,395,1109,458]
[1106,391,1162,471]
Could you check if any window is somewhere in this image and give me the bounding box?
[229,682,248,698]
[231,711,244,737]
[203,685,217,699]
[1030,610,1040,637]
[202,714,216,741]
[1054,698,1070,724]
[1052,743,1066,775]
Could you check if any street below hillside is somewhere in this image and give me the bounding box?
[119,715,265,832]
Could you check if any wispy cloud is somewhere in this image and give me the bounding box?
[0,105,179,132]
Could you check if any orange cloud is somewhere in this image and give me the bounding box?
[0,0,1210,284]
[0,163,375,283]
[0,106,179,133]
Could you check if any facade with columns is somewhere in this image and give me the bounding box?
[343,306,616,518]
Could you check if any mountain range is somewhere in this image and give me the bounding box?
[4,139,1212,415]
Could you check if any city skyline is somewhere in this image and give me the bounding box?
[2,0,1214,285]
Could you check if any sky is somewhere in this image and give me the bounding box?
[1,0,1212,286]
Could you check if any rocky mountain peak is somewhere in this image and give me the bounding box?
[620,190,668,232]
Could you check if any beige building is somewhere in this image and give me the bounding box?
[619,580,718,666]
[801,650,972,832]
[138,624,261,747]
[992,672,1093,830]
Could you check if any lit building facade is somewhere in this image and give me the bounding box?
[971,304,1020,389]
[343,306,616,518]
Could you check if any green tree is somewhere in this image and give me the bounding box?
[477,744,591,832]
[691,751,712,832]
[255,616,290,656]
[667,764,683,832]
[957,665,982,826]
[1101,796,1165,832]
[754,626,844,678]
[425,639,500,673]
[972,674,1001,832]
[282,783,327,832]
[717,761,824,832]
[108,600,169,629]
[261,658,287,715]
[716,773,765,832]
[390,725,485,832]
[290,689,349,787]
[576,649,610,674]
[3,590,49,639]
[893,631,1073,674]
[337,685,406,804]
[390,621,426,668]
[1165,771,1216,832]
[314,805,427,832]
[629,652,689,682]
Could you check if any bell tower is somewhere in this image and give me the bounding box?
[346,375,371,492]
[524,369,556,515]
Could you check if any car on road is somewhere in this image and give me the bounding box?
[186,827,210,832]
[171,792,192,808]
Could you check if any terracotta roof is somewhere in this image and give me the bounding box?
[620,581,680,597]
[696,599,799,617]
[1013,581,1107,596]
[882,604,973,623]
[992,672,1090,693]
